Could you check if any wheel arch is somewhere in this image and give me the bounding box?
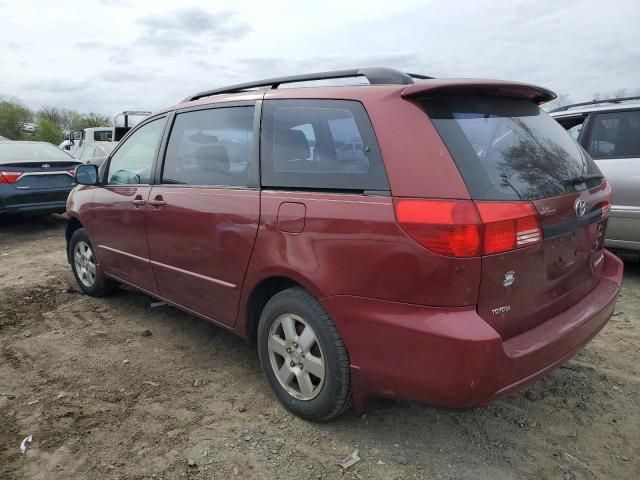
[242,273,324,344]
[65,216,84,263]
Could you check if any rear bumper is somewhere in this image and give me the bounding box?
[323,249,623,408]
[0,185,71,215]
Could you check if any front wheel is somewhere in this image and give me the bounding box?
[257,287,351,421]
[69,228,115,296]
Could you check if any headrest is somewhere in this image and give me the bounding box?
[196,144,230,172]
[276,128,310,161]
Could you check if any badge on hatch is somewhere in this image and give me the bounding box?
[503,270,515,287]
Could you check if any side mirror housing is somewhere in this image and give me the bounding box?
[75,164,99,185]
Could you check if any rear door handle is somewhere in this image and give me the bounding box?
[149,195,166,208]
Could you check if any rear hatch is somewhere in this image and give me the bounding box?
[417,95,611,339]
[0,141,80,191]
[0,161,79,190]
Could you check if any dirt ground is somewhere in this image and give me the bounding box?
[0,215,638,480]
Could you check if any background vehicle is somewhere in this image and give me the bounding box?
[113,110,151,141]
[66,68,622,421]
[20,122,37,134]
[0,141,80,215]
[61,111,151,155]
[61,127,112,155]
[550,97,640,253]
[74,141,117,166]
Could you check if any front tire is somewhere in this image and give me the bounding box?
[69,228,115,296]
[257,287,351,421]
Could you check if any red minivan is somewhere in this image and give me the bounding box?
[66,68,623,421]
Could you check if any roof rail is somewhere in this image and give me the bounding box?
[550,95,640,113]
[182,68,433,102]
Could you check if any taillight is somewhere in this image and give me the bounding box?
[394,199,542,257]
[394,199,481,257]
[0,171,22,184]
[475,202,542,254]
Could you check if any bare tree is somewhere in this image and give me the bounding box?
[590,88,640,101]
[38,106,63,125]
[542,93,573,111]
[612,88,628,99]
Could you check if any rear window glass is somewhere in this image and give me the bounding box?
[260,99,389,191]
[0,143,73,162]
[93,130,113,142]
[587,110,640,159]
[422,97,601,200]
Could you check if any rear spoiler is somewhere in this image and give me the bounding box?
[401,79,556,104]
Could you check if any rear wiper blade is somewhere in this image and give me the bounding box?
[564,173,604,185]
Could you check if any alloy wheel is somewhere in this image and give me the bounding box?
[267,313,326,400]
[74,240,97,288]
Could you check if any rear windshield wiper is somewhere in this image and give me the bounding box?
[563,173,604,186]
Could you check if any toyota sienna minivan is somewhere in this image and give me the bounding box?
[66,68,623,421]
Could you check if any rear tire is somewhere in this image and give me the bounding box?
[69,228,115,296]
[257,287,351,421]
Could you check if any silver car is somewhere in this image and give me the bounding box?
[73,141,117,167]
[550,97,640,252]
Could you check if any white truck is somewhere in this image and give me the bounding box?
[60,111,151,154]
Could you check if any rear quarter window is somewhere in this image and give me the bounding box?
[586,110,640,159]
[422,97,601,200]
[260,99,389,192]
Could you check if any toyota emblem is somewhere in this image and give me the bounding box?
[574,199,586,218]
[41,163,51,170]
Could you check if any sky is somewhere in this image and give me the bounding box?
[0,0,639,115]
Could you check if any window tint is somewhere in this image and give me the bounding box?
[162,107,255,187]
[423,97,601,200]
[261,100,388,191]
[587,110,640,159]
[107,118,166,185]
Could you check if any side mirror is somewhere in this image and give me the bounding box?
[75,164,99,185]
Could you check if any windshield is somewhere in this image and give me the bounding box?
[422,97,601,200]
[0,142,73,162]
[96,143,117,155]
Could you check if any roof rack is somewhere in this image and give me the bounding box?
[183,68,433,102]
[550,95,640,113]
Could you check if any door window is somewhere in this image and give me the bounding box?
[260,99,389,191]
[587,110,640,159]
[162,106,255,187]
[555,116,586,141]
[107,118,166,185]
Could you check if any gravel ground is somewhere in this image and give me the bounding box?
[1,215,638,480]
